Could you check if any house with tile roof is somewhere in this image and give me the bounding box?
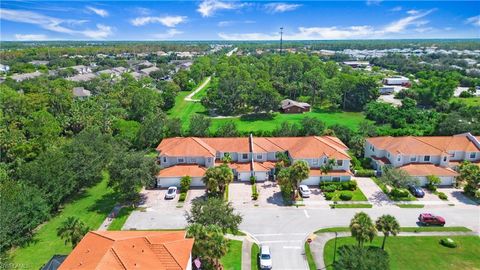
[365,132,480,186]
[155,135,352,187]
[58,230,193,270]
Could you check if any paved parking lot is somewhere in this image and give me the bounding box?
[185,188,207,209]
[417,189,442,203]
[301,187,326,206]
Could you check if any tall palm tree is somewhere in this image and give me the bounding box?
[375,214,400,250]
[349,212,377,247]
[57,217,89,248]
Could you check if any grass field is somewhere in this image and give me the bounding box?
[168,84,367,133]
[323,236,480,270]
[314,226,471,234]
[11,172,117,269]
[330,188,368,202]
[107,206,135,231]
[330,203,373,208]
[452,97,480,106]
[251,243,260,270]
[221,240,242,270]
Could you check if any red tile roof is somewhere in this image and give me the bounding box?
[59,231,193,270]
[309,169,353,177]
[253,161,276,172]
[158,164,207,178]
[399,163,459,177]
[371,155,391,165]
[156,137,216,157]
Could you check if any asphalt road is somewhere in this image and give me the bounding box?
[124,204,480,270]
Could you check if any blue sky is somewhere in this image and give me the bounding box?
[1,1,479,41]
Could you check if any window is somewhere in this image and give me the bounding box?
[163,157,167,163]
[207,157,212,163]
[424,156,430,162]
[470,153,476,159]
[332,177,341,182]
[190,158,196,163]
[410,156,416,162]
[397,155,401,162]
[257,154,263,159]
[336,160,343,166]
[178,158,185,163]
[387,152,390,158]
[323,159,327,164]
[443,156,447,162]
[313,159,319,166]
[242,153,248,159]
[371,146,375,152]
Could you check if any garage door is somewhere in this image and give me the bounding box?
[301,176,320,186]
[238,172,251,181]
[439,176,454,186]
[191,177,205,187]
[157,177,180,188]
[254,172,268,181]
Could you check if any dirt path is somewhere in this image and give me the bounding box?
[184,76,211,102]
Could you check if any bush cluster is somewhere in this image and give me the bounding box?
[324,192,334,200]
[438,192,448,200]
[440,238,457,248]
[340,191,353,201]
[251,184,259,200]
[355,170,376,177]
[390,188,410,198]
[320,181,357,192]
[179,192,187,202]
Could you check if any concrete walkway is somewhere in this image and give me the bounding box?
[356,177,393,207]
[225,233,257,270]
[184,76,211,102]
[310,230,477,269]
[98,205,123,231]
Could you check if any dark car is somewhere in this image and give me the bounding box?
[418,213,445,226]
[408,185,425,198]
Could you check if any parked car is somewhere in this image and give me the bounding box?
[408,185,425,198]
[259,245,272,269]
[418,213,445,226]
[299,185,311,198]
[164,186,177,199]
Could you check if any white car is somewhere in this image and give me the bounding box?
[164,186,177,199]
[299,185,311,198]
[259,245,272,269]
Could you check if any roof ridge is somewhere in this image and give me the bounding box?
[313,137,350,159]
[109,247,128,270]
[191,137,216,156]
[262,137,287,152]
[90,231,117,241]
[413,137,448,154]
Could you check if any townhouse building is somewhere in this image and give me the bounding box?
[155,135,352,188]
[365,132,480,186]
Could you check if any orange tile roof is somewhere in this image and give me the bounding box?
[156,137,216,157]
[399,163,459,177]
[158,164,207,178]
[201,137,250,152]
[367,134,480,155]
[217,162,252,172]
[309,169,353,177]
[59,231,193,270]
[371,156,391,165]
[253,161,276,172]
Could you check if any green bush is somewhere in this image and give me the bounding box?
[339,191,353,201]
[180,176,191,193]
[355,170,376,177]
[251,184,259,200]
[341,180,357,191]
[324,192,334,200]
[250,176,256,184]
[322,184,338,193]
[438,192,448,200]
[390,188,410,198]
[440,238,457,248]
[179,192,187,202]
[334,245,389,270]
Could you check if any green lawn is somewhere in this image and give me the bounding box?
[330,203,373,208]
[330,188,368,202]
[107,206,135,231]
[251,243,260,270]
[168,91,208,130]
[396,204,424,208]
[315,226,471,234]
[191,79,211,100]
[452,97,480,107]
[11,172,117,269]
[305,241,317,270]
[324,236,480,270]
[221,240,242,270]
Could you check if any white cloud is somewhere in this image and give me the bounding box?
[86,6,109,17]
[465,15,480,27]
[197,0,241,17]
[219,9,436,40]
[264,3,301,14]
[218,20,255,27]
[131,15,187,27]
[407,10,419,15]
[15,34,49,41]
[0,8,113,39]
[152,29,183,39]
[390,6,402,12]
[366,0,383,6]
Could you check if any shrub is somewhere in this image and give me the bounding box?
[180,176,191,193]
[341,180,357,191]
[438,192,448,200]
[250,176,256,185]
[440,238,457,248]
[340,191,353,201]
[179,192,187,202]
[322,184,338,193]
[324,192,334,200]
[459,91,473,98]
[426,175,441,192]
[355,170,376,177]
[334,245,389,270]
[390,188,409,198]
[251,184,259,200]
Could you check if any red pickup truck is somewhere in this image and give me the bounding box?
[418,213,445,226]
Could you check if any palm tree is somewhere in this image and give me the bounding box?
[187,223,229,268]
[57,217,89,248]
[349,212,377,247]
[375,215,400,250]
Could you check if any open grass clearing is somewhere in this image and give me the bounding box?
[221,240,242,270]
[329,188,368,202]
[11,172,117,269]
[323,235,480,270]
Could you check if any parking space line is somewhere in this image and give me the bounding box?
[303,209,310,218]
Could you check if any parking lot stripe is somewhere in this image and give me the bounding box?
[303,209,310,218]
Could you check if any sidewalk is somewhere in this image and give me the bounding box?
[226,233,257,270]
[310,230,477,269]
[184,76,211,102]
[97,205,122,231]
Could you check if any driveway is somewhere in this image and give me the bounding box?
[439,188,478,206]
[257,180,284,207]
[355,177,393,206]
[184,188,207,210]
[301,187,327,207]
[417,189,443,203]
[229,182,254,207]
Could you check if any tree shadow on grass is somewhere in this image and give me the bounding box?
[87,191,119,216]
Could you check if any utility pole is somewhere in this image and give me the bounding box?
[280,27,283,54]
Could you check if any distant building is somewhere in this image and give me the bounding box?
[72,87,91,98]
[10,71,43,82]
[29,60,49,66]
[342,61,370,68]
[66,73,97,82]
[0,64,10,73]
[383,76,410,86]
[280,99,311,114]
[70,65,92,74]
[140,66,160,76]
[379,86,395,95]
